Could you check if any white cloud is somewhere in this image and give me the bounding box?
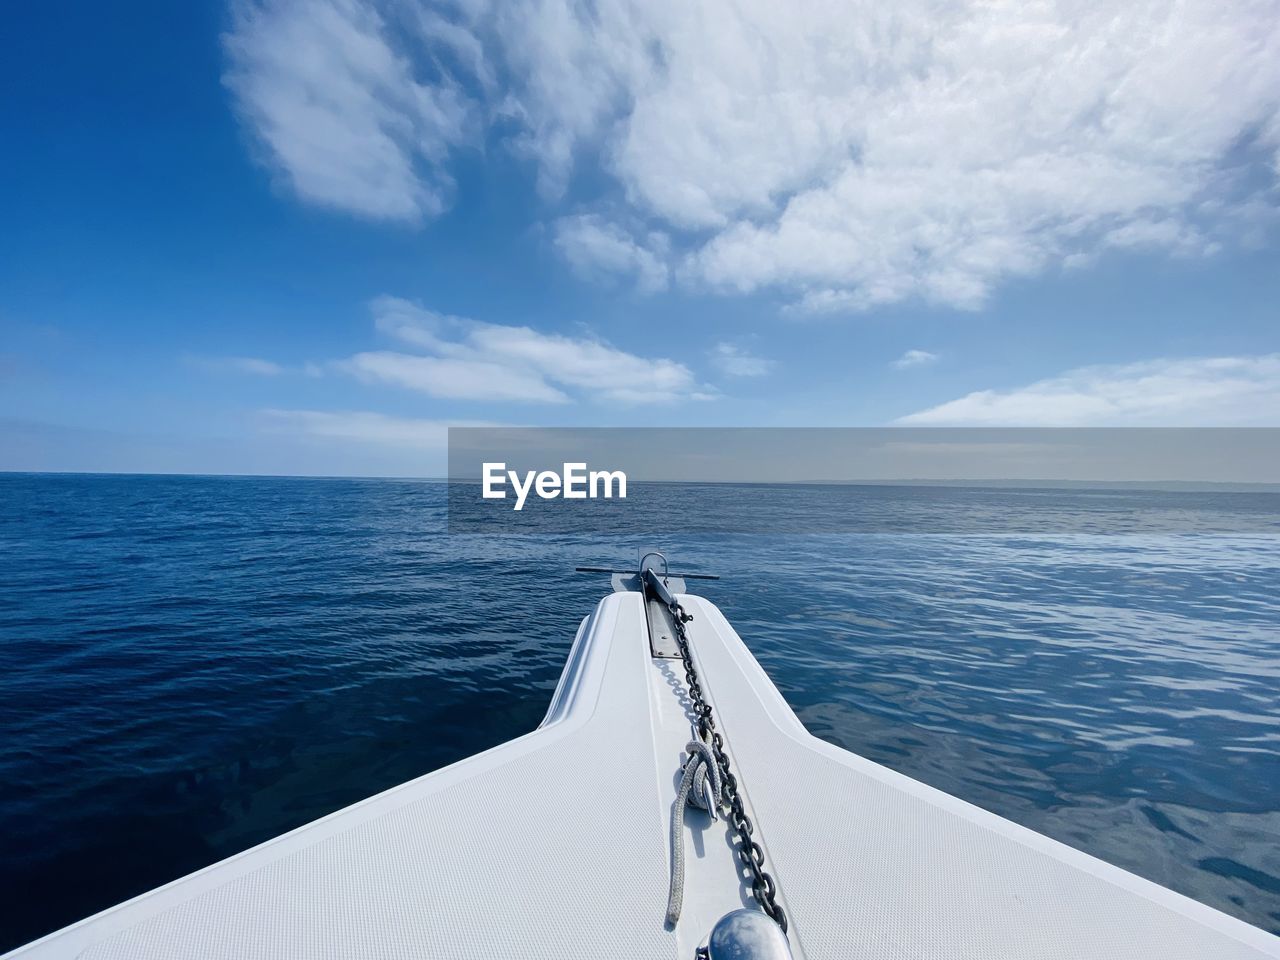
[342,351,570,402]
[892,349,939,370]
[343,297,707,404]
[709,342,773,377]
[259,409,496,447]
[226,0,1280,310]
[898,354,1280,426]
[193,355,324,377]
[368,295,461,352]
[222,0,472,222]
[231,357,285,375]
[553,215,669,292]
[221,356,286,375]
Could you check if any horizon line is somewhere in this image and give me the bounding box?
[4,470,1278,492]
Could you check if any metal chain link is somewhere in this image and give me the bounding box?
[663,592,788,934]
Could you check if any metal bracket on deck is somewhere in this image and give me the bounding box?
[644,593,683,658]
[640,561,686,658]
[574,554,718,659]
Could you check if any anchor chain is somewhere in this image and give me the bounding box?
[650,572,788,934]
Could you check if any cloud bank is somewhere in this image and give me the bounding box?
[899,354,1280,425]
[259,409,473,447]
[225,0,1280,311]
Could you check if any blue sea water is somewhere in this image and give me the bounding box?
[1,472,1278,950]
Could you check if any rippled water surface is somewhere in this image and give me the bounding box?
[1,473,1278,949]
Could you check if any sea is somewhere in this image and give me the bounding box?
[1,472,1277,950]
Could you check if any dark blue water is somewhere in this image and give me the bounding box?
[1,473,1278,950]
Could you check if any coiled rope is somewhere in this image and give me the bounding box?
[665,734,723,925]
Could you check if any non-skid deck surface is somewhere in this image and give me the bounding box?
[7,592,1279,959]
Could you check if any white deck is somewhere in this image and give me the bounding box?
[7,591,1279,959]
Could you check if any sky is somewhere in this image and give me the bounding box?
[2,0,1279,477]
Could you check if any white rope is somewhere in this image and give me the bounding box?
[666,735,723,926]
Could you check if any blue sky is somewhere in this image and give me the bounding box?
[2,0,1278,476]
